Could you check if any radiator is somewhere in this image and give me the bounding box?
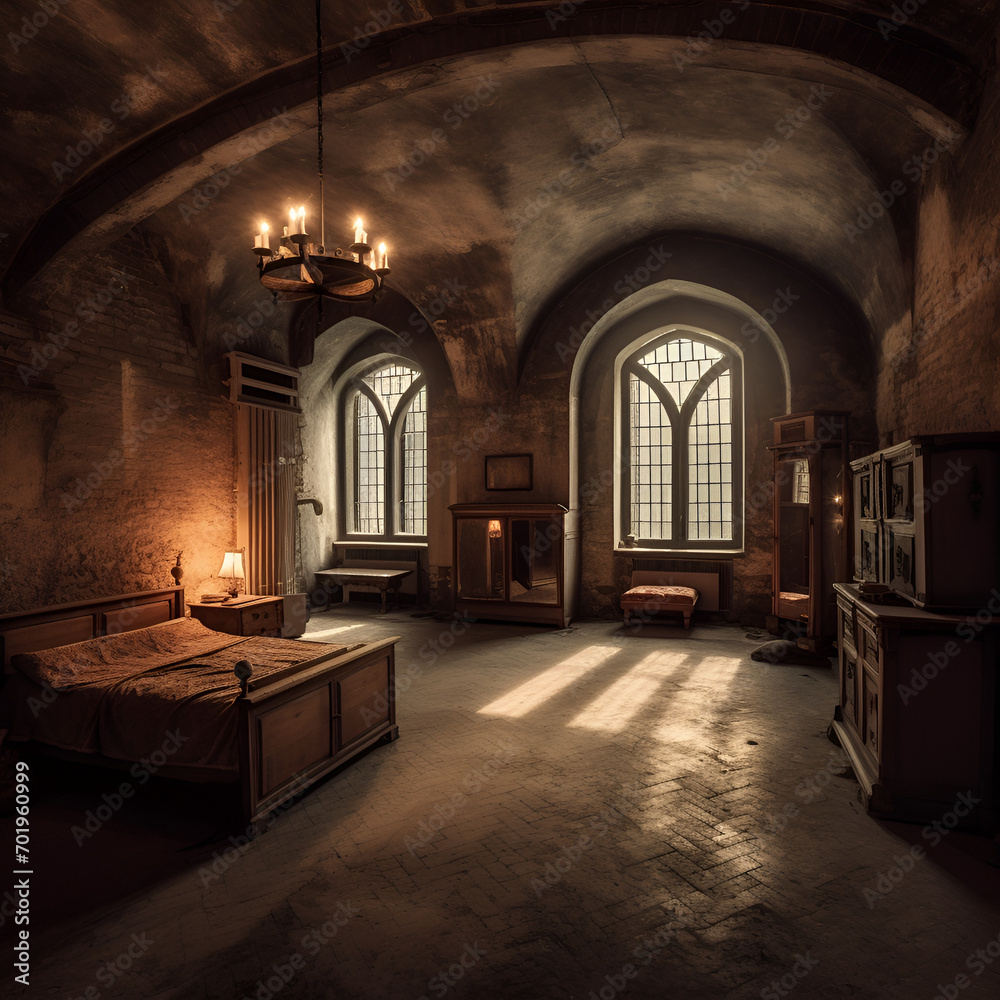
[631,558,734,612]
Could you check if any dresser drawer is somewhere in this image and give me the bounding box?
[841,649,859,729]
[862,667,879,757]
[858,617,880,675]
[239,601,283,635]
[838,600,856,653]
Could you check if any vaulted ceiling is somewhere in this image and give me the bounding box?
[3,0,998,372]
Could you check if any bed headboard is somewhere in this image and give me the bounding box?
[629,571,720,612]
[0,588,184,673]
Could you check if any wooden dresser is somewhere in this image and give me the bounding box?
[831,583,998,829]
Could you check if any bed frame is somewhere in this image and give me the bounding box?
[0,588,399,833]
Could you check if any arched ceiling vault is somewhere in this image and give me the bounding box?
[3,1,997,385]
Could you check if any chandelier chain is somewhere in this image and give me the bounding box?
[316,0,326,243]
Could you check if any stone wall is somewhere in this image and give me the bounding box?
[877,57,1000,441]
[0,229,234,613]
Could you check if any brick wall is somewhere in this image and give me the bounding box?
[877,63,1000,440]
[0,229,235,613]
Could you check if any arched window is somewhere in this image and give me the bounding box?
[619,332,742,549]
[343,362,427,538]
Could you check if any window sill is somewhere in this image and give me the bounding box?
[335,538,428,548]
[613,548,742,559]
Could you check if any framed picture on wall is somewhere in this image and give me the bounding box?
[485,454,533,491]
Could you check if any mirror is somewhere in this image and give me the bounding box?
[777,458,810,619]
[457,518,504,600]
[508,519,559,605]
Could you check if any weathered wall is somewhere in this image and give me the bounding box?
[529,235,874,623]
[0,229,235,613]
[877,55,1000,441]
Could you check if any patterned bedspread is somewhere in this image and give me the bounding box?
[3,617,347,772]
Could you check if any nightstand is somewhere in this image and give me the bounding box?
[188,595,284,636]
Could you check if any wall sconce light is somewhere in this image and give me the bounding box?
[488,519,502,538]
[219,550,246,598]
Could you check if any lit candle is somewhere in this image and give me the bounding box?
[298,206,306,236]
[354,217,365,245]
[261,223,269,250]
[378,241,387,269]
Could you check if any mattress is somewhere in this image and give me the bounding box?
[3,617,347,772]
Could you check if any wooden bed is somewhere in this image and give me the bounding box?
[0,587,398,833]
[620,570,720,628]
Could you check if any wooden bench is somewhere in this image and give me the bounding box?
[620,570,720,628]
[314,568,413,614]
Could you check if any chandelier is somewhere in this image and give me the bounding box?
[251,0,388,304]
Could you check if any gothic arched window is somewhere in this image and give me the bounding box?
[343,362,427,538]
[620,332,742,549]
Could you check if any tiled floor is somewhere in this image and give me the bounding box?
[4,607,1000,999]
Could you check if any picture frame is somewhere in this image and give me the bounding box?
[889,461,913,520]
[485,454,533,491]
[860,525,879,582]
[888,528,915,596]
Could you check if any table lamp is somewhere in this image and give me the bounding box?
[219,550,245,598]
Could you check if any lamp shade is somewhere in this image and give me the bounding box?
[219,551,245,583]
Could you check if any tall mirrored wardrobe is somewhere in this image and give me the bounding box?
[767,411,850,652]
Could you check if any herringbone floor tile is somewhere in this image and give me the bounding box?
[4,609,999,999]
